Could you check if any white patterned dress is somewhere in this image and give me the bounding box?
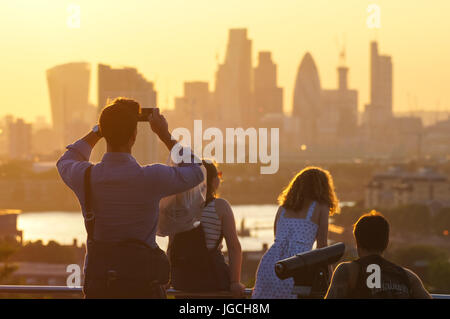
[252,202,318,299]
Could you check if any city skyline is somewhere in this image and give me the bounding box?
[1,36,448,161]
[1,1,450,123]
[1,1,449,301]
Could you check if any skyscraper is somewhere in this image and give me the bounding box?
[96,64,158,165]
[364,41,393,125]
[174,81,212,128]
[321,65,358,144]
[47,62,93,149]
[293,53,322,146]
[8,118,32,160]
[214,29,252,127]
[98,65,157,112]
[253,51,283,118]
[370,41,392,115]
[362,41,395,153]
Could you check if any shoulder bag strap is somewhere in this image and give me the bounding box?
[84,165,95,242]
[306,201,317,221]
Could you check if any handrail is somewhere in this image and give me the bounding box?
[0,285,253,298]
[0,285,82,294]
[166,288,253,297]
[0,285,448,299]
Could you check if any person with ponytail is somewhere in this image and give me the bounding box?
[199,159,245,298]
[168,159,245,298]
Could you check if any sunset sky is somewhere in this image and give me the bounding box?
[1,0,450,124]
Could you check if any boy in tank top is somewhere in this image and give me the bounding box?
[325,211,431,299]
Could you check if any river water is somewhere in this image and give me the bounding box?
[17,205,278,251]
[17,203,351,251]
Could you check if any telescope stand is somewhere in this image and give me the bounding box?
[291,266,329,299]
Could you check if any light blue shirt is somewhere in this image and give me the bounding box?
[56,139,204,250]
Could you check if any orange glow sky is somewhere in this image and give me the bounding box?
[1,0,449,124]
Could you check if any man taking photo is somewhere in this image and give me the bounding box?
[57,98,204,298]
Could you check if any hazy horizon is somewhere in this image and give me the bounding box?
[1,0,450,124]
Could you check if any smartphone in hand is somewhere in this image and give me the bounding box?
[138,107,157,121]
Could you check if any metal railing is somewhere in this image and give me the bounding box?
[0,285,448,298]
[0,285,253,298]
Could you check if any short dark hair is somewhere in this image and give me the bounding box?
[202,159,219,205]
[99,98,140,148]
[353,210,390,253]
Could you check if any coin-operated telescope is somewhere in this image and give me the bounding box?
[275,242,346,298]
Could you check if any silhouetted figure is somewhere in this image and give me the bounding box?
[252,167,339,298]
[169,160,245,297]
[325,211,431,299]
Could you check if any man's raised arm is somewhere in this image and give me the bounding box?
[56,129,102,193]
[146,108,204,197]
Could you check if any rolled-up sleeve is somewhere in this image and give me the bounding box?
[56,139,93,194]
[145,144,204,197]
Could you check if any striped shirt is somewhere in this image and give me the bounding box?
[200,200,222,250]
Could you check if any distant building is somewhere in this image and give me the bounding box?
[253,51,283,119]
[33,116,51,131]
[0,115,13,156]
[47,62,94,150]
[9,262,74,286]
[0,210,22,243]
[363,41,394,146]
[174,81,213,129]
[259,113,298,154]
[389,116,423,158]
[32,127,59,157]
[214,29,252,127]
[320,65,358,146]
[8,118,32,160]
[365,166,450,209]
[95,64,159,165]
[369,41,393,117]
[395,111,450,127]
[423,118,450,157]
[359,41,427,158]
[293,53,322,148]
[0,178,80,211]
[97,64,157,112]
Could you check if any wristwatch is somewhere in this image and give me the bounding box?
[92,125,102,138]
